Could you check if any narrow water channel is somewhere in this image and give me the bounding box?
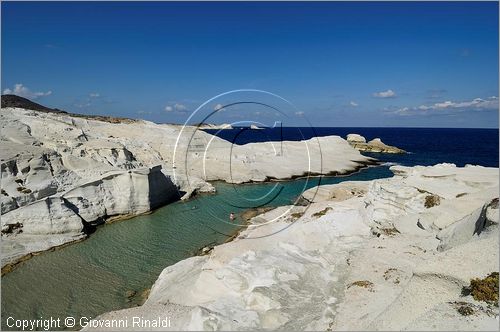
[1,166,393,330]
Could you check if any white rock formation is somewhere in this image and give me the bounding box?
[197,123,233,130]
[87,164,499,331]
[346,134,405,154]
[301,180,368,203]
[1,167,179,267]
[1,106,372,269]
[346,133,366,143]
[180,135,373,184]
[366,138,405,153]
[250,124,264,130]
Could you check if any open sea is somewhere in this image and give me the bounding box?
[204,127,499,168]
[1,127,498,330]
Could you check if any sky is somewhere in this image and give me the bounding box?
[1,1,499,128]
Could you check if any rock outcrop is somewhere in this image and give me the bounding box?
[180,135,374,184]
[198,123,233,130]
[1,167,178,268]
[87,164,499,330]
[346,133,405,153]
[346,133,366,143]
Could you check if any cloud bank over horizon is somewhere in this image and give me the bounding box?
[392,96,499,116]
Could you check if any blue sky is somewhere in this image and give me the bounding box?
[2,1,498,127]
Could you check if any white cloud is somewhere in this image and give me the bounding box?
[373,89,396,98]
[3,84,52,99]
[393,96,499,116]
[295,111,305,116]
[164,103,188,113]
[214,103,224,111]
[349,101,358,107]
[89,93,100,98]
[174,103,187,111]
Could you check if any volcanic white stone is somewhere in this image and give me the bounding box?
[89,164,499,331]
[1,106,372,268]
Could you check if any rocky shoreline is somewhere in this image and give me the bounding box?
[4,100,496,331]
[0,103,376,271]
[87,163,499,331]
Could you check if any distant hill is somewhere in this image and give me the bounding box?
[1,94,137,124]
[1,94,67,114]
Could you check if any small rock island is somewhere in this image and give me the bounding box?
[347,133,406,154]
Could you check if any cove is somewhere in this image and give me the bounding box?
[1,166,393,330]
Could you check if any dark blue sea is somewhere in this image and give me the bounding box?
[204,127,499,167]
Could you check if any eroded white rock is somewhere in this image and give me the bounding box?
[346,134,405,154]
[347,133,366,143]
[1,106,372,268]
[1,166,178,267]
[89,164,498,331]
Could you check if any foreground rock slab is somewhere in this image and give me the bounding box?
[88,164,499,331]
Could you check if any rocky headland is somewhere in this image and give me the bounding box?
[346,133,406,154]
[1,97,374,271]
[88,163,499,330]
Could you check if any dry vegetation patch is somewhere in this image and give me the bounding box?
[312,207,332,218]
[381,227,400,236]
[424,194,441,208]
[348,280,374,291]
[290,212,304,219]
[465,272,499,306]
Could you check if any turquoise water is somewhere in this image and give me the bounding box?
[1,166,393,330]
